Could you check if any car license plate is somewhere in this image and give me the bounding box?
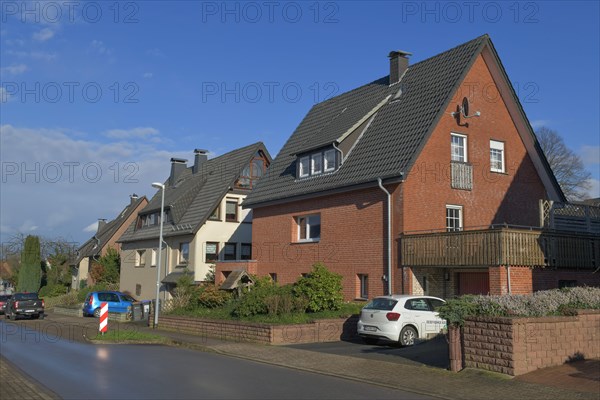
[364,326,377,332]
[26,309,35,313]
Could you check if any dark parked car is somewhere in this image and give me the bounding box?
[5,292,45,320]
[0,294,12,314]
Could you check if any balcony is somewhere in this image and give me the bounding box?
[451,161,473,190]
[400,226,599,269]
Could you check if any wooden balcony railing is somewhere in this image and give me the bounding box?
[400,227,599,269]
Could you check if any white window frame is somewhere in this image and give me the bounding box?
[297,214,321,242]
[311,153,323,175]
[299,156,310,178]
[490,140,505,173]
[151,248,157,267]
[179,242,190,264]
[324,149,336,172]
[446,205,463,232]
[451,133,468,163]
[135,249,146,267]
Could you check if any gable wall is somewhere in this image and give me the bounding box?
[401,54,547,232]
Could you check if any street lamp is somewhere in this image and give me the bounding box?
[151,182,165,328]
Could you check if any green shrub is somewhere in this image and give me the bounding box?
[38,284,68,298]
[197,285,232,308]
[231,283,276,317]
[293,263,343,313]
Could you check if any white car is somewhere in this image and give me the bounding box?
[357,295,446,346]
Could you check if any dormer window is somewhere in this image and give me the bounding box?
[235,151,270,189]
[297,148,338,179]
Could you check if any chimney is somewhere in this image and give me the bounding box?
[169,158,188,186]
[388,50,412,85]
[97,218,107,232]
[193,149,208,174]
[130,193,139,204]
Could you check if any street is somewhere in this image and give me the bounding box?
[0,320,435,400]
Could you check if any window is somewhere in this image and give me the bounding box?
[224,243,237,260]
[358,274,368,299]
[151,248,157,267]
[209,205,220,220]
[405,298,432,311]
[446,205,463,232]
[299,156,310,178]
[179,242,190,264]
[206,242,219,263]
[311,153,323,175]
[269,273,278,282]
[135,284,141,297]
[451,133,467,162]
[135,250,146,267]
[241,243,252,260]
[324,149,336,172]
[297,214,321,241]
[226,200,238,222]
[235,151,269,189]
[490,140,505,173]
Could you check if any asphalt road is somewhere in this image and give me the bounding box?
[0,320,435,400]
[286,336,450,369]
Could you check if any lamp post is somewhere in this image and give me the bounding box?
[151,182,165,328]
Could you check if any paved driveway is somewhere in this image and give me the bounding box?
[286,335,450,369]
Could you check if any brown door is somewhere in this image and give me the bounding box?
[458,272,490,295]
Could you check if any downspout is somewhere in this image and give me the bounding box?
[377,178,392,295]
[332,142,344,166]
[507,266,512,294]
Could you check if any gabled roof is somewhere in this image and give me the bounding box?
[118,142,271,243]
[244,34,564,207]
[76,195,147,263]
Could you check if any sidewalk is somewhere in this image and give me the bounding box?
[0,356,60,400]
[138,324,599,400]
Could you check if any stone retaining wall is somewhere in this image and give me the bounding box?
[153,314,358,345]
[463,310,600,375]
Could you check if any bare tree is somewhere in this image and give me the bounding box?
[536,127,592,201]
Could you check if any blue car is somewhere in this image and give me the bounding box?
[82,291,137,317]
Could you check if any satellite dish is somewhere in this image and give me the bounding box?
[461,97,470,117]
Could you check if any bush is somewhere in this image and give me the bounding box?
[293,263,343,313]
[38,284,68,298]
[438,287,600,327]
[231,283,275,317]
[197,285,232,308]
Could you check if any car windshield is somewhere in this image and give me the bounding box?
[363,298,398,311]
[120,294,137,302]
[0,295,11,301]
[14,293,39,301]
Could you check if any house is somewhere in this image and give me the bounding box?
[72,194,148,289]
[118,143,271,300]
[238,34,599,300]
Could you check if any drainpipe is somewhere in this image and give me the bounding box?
[332,142,344,166]
[507,265,512,294]
[377,178,392,295]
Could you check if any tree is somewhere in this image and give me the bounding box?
[536,127,592,201]
[89,247,120,285]
[16,235,42,292]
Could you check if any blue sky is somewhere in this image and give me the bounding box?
[1,0,599,245]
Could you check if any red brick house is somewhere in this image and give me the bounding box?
[235,35,599,300]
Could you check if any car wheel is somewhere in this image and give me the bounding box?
[31,314,39,319]
[362,337,379,345]
[399,326,417,346]
[5,312,10,320]
[93,308,101,318]
[39,313,45,320]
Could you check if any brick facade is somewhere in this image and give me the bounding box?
[463,311,600,375]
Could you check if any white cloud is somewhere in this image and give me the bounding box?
[580,145,600,166]
[530,120,550,130]
[1,63,28,75]
[146,48,164,57]
[5,38,26,46]
[90,40,113,56]
[83,221,98,233]
[584,178,600,200]
[0,124,190,244]
[143,72,153,79]
[32,28,55,42]
[7,50,58,61]
[104,127,160,139]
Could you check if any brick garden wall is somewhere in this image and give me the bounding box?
[463,310,600,375]
[152,314,358,345]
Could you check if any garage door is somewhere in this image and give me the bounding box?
[458,272,489,295]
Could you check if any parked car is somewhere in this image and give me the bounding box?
[0,294,12,314]
[5,292,45,320]
[82,291,137,317]
[357,295,446,346]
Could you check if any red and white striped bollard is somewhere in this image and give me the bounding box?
[99,302,108,335]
